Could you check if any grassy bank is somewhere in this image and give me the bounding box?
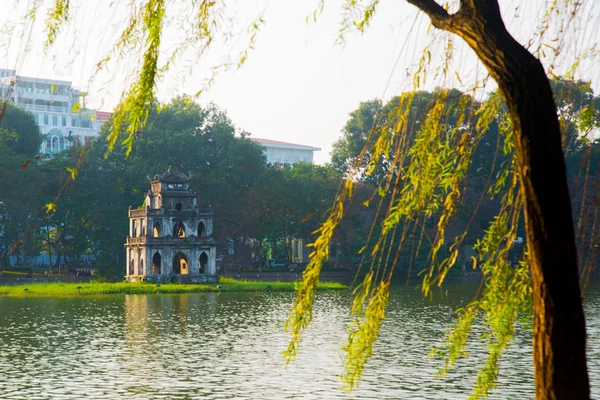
[0,277,347,297]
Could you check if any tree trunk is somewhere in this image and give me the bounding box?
[407,1,589,398]
[46,227,53,274]
[54,251,63,275]
[48,247,53,274]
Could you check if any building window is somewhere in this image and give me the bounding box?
[52,115,57,126]
[72,117,79,127]
[43,114,48,125]
[62,116,66,126]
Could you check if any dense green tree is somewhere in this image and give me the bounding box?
[0,103,42,157]
[275,163,342,263]
[332,90,476,184]
[0,106,45,267]
[0,148,46,267]
[331,99,382,180]
[32,96,341,276]
[326,2,592,398]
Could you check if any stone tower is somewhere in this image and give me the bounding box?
[125,171,217,283]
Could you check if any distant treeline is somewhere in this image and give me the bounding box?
[1,79,599,279]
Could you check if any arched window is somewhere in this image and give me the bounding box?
[132,220,137,237]
[152,252,161,274]
[139,259,144,275]
[199,252,208,273]
[173,220,186,238]
[153,221,161,238]
[175,202,182,211]
[173,252,188,274]
[197,221,206,237]
[129,259,134,275]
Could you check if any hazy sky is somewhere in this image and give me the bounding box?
[2,0,599,163]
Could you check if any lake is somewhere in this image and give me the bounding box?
[0,282,598,399]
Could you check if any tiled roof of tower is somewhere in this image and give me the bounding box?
[248,137,321,151]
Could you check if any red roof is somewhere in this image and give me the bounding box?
[249,137,320,150]
[95,111,112,121]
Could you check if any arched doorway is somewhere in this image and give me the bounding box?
[173,220,186,238]
[173,252,188,275]
[153,221,161,237]
[197,221,206,237]
[199,252,208,273]
[152,252,161,274]
[46,129,64,154]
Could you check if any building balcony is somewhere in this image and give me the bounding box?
[125,235,216,246]
[128,208,163,218]
[17,92,72,102]
[128,207,212,218]
[21,104,70,113]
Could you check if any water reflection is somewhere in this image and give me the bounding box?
[0,285,597,399]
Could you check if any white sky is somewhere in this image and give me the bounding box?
[1,0,599,163]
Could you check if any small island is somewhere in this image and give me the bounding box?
[0,278,346,297]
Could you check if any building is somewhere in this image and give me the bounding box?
[248,138,321,166]
[0,68,108,154]
[125,171,218,283]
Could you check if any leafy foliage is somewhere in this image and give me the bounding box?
[0,103,42,156]
[287,78,600,395]
[342,271,390,389]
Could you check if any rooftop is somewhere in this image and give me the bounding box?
[248,137,320,151]
[95,111,112,121]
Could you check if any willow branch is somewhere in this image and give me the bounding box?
[407,0,506,38]
[406,0,457,32]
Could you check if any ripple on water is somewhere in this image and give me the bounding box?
[0,285,598,399]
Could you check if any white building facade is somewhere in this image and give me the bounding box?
[0,68,110,154]
[249,138,320,166]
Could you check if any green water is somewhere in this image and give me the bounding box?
[0,283,598,399]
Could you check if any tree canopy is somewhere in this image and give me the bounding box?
[0,96,345,279]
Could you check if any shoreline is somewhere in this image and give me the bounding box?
[0,278,347,297]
